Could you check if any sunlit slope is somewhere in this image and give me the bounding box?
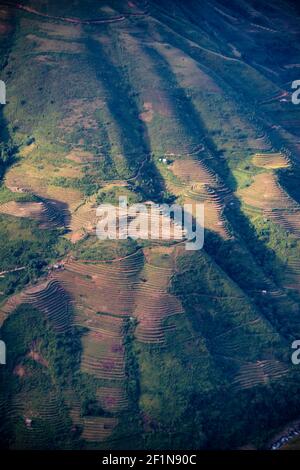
[0,0,300,450]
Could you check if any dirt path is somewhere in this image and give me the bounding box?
[3,1,148,25]
[0,266,25,277]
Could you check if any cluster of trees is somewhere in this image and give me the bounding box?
[0,141,17,179]
[0,218,70,295]
[188,379,300,449]
[0,305,79,449]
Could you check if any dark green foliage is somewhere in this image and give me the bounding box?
[0,216,70,295]
[0,141,17,180]
[1,0,300,452]
[0,305,80,449]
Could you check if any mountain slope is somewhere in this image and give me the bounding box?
[0,0,300,450]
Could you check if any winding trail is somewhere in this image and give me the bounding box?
[0,266,25,277]
[2,1,148,25]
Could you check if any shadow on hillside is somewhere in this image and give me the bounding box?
[85,36,166,202]
[143,45,234,185]
[0,105,16,182]
[145,47,300,341]
[0,107,9,143]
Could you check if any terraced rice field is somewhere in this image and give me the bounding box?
[1,0,300,452]
[252,152,291,169]
[0,200,67,228]
[96,386,128,413]
[63,387,121,443]
[232,360,289,391]
[165,158,232,238]
[238,173,300,237]
[0,279,73,332]
[54,246,183,344]
[7,390,69,449]
[81,329,125,380]
[81,416,118,443]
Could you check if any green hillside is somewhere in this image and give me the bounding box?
[0,0,300,450]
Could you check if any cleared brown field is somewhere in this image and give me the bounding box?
[5,162,82,204]
[252,152,290,169]
[139,102,154,123]
[4,163,86,232]
[170,159,217,186]
[0,200,65,229]
[238,173,297,210]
